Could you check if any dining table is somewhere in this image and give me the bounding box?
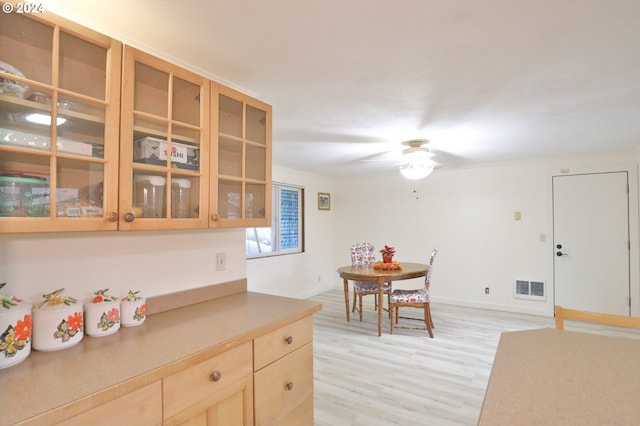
[478,327,640,425]
[336,262,429,336]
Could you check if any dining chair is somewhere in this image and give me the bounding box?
[554,305,640,330]
[389,248,438,338]
[350,242,392,321]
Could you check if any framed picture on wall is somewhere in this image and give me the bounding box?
[318,192,331,210]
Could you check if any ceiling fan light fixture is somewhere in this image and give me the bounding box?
[398,139,434,179]
[399,154,433,180]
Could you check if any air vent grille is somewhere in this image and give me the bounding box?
[515,280,545,301]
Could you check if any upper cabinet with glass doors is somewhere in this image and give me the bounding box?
[211,84,271,228]
[119,47,210,231]
[0,6,122,233]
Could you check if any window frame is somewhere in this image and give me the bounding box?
[246,182,304,259]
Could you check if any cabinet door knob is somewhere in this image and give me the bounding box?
[286,381,294,391]
[285,336,293,345]
[211,213,219,221]
[123,212,135,223]
[106,212,118,222]
[210,371,222,382]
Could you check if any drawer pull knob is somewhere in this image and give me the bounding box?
[210,371,222,382]
[286,381,294,391]
[106,212,118,222]
[285,336,293,345]
[124,212,135,222]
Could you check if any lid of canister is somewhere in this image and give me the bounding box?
[0,283,31,314]
[35,288,81,312]
[0,176,48,185]
[134,174,166,186]
[171,178,192,189]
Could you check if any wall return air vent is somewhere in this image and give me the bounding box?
[515,280,545,301]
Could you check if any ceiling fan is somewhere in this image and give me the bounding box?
[362,139,441,179]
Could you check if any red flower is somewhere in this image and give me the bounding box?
[15,314,32,340]
[107,308,120,323]
[92,295,103,303]
[139,304,147,314]
[67,312,83,330]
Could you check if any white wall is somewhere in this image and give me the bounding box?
[246,165,335,298]
[0,228,246,303]
[331,152,640,316]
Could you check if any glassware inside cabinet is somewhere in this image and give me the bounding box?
[218,180,242,219]
[170,175,198,219]
[133,171,167,219]
[245,183,266,219]
[0,152,49,217]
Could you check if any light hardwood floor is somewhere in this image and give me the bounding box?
[309,289,640,426]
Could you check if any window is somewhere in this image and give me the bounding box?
[246,183,304,258]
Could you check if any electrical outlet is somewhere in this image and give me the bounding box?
[485,287,490,294]
[216,252,226,271]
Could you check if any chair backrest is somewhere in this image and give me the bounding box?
[425,248,438,288]
[350,242,376,266]
[555,305,640,330]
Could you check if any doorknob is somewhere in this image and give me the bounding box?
[556,244,562,249]
[556,251,569,257]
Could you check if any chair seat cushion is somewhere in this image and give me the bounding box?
[390,288,430,303]
[354,281,391,293]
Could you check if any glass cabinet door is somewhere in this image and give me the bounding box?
[212,84,271,228]
[0,10,121,233]
[119,47,209,230]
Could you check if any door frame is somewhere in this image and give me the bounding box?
[546,162,639,317]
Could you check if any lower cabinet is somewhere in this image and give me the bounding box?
[36,315,315,426]
[162,342,254,426]
[253,316,315,426]
[57,381,162,426]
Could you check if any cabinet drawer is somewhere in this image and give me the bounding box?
[163,342,253,420]
[57,381,162,426]
[254,342,314,426]
[254,316,313,371]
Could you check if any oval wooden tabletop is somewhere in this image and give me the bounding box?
[336,262,428,282]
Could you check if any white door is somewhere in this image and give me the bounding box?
[553,172,630,315]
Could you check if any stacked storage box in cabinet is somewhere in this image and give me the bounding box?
[211,83,272,228]
[119,46,210,231]
[0,6,122,233]
[253,316,315,425]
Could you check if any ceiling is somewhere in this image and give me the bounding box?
[46,0,640,176]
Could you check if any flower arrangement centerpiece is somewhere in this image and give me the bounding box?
[380,245,396,263]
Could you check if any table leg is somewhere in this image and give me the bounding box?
[378,277,384,336]
[343,278,350,322]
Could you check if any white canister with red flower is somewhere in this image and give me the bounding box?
[85,289,120,337]
[32,288,84,351]
[120,290,146,327]
[0,283,32,368]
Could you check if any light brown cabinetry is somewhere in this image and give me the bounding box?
[119,46,211,231]
[253,316,315,425]
[0,6,272,234]
[56,381,162,426]
[211,84,271,228]
[163,342,254,426]
[0,5,122,233]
